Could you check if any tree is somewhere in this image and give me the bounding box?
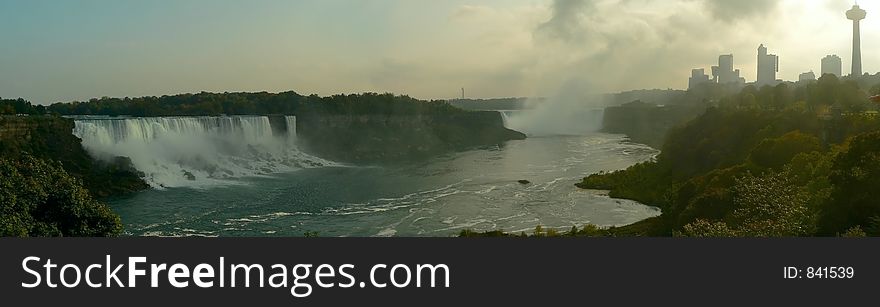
[0,155,122,237]
[679,170,817,237]
[823,131,880,233]
[749,131,821,169]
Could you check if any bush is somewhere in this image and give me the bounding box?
[0,155,122,237]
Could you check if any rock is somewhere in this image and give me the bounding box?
[518,180,531,184]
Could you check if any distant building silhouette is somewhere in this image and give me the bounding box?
[847,4,866,76]
[799,71,816,82]
[711,54,745,85]
[821,55,842,77]
[688,68,710,90]
[757,44,779,87]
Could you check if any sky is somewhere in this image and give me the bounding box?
[1,0,879,104]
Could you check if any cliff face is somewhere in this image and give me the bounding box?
[602,103,705,148]
[0,116,148,197]
[296,111,526,163]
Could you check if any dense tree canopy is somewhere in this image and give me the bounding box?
[43,92,464,117]
[578,75,880,237]
[0,155,122,237]
[0,97,46,115]
[823,132,880,234]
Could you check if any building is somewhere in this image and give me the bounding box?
[757,44,779,87]
[688,68,710,90]
[821,55,842,77]
[846,4,866,76]
[711,54,745,85]
[799,71,817,82]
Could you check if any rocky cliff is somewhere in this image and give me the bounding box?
[0,116,148,197]
[601,101,705,148]
[296,111,526,163]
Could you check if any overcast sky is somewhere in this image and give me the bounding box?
[1,0,878,104]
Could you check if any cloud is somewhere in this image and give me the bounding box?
[535,0,594,42]
[521,0,802,94]
[500,0,792,135]
[702,0,782,23]
[451,5,496,20]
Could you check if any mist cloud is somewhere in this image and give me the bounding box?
[519,0,798,93]
[503,0,786,135]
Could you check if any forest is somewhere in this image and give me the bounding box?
[577,74,880,237]
[41,92,463,117]
[0,155,122,236]
[5,92,466,117]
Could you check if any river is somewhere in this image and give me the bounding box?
[74,115,661,237]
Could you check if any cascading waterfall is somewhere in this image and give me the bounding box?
[498,111,511,128]
[284,116,297,143]
[73,116,332,188]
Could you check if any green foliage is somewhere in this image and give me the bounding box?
[582,75,880,237]
[458,224,610,237]
[0,98,46,115]
[728,171,817,236]
[0,155,122,237]
[866,216,880,236]
[822,131,880,234]
[805,74,867,111]
[576,224,606,237]
[533,225,545,237]
[458,229,511,237]
[0,116,148,197]
[45,92,465,117]
[679,171,817,237]
[678,220,737,237]
[839,226,867,237]
[577,161,674,209]
[748,131,821,169]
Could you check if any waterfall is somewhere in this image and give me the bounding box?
[284,115,297,142]
[73,116,332,188]
[498,111,511,128]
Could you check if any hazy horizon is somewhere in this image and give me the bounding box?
[2,0,879,104]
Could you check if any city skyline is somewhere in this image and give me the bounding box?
[690,2,868,89]
[2,0,880,104]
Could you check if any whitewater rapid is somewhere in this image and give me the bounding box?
[72,116,332,188]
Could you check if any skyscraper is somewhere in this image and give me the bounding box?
[688,68,710,90]
[799,71,817,82]
[711,54,744,85]
[847,4,866,76]
[821,55,842,77]
[757,44,779,87]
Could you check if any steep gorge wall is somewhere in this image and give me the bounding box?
[602,105,705,148]
[296,111,526,162]
[0,116,148,197]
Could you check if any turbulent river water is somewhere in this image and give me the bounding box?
[73,114,661,237]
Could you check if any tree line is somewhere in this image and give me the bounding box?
[16,92,464,117]
[578,74,880,237]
